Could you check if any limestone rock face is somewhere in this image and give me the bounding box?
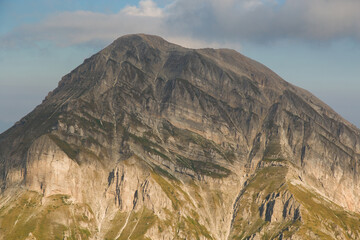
[1,34,360,239]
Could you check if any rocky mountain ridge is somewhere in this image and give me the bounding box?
[0,34,360,239]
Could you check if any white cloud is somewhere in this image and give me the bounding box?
[1,2,166,47]
[166,0,360,42]
[2,0,360,49]
[166,36,242,50]
[122,0,163,17]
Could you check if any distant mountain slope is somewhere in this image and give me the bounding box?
[0,34,359,239]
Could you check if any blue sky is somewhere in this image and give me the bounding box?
[1,0,360,133]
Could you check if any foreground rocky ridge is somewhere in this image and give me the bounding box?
[0,34,360,239]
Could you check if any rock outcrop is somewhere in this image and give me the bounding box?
[0,34,360,239]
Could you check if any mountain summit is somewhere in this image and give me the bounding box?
[1,34,360,239]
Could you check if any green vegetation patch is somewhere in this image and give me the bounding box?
[171,215,213,240]
[175,154,231,178]
[230,166,289,239]
[153,166,179,182]
[128,208,157,239]
[289,183,360,239]
[103,211,128,240]
[230,164,360,239]
[0,192,41,240]
[0,192,96,240]
[263,219,302,240]
[126,130,171,161]
[151,172,182,210]
[157,200,213,239]
[246,166,288,200]
[151,165,194,209]
[117,208,157,240]
[183,216,213,240]
[263,139,282,159]
[161,120,234,163]
[48,134,103,165]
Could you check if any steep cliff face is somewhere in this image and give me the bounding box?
[1,34,360,239]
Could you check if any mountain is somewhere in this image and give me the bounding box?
[0,120,11,135]
[1,34,360,239]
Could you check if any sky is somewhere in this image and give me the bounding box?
[0,0,360,133]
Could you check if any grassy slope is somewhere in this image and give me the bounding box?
[0,192,95,240]
[229,160,360,239]
[289,183,360,240]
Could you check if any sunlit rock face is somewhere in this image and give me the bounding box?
[1,34,360,239]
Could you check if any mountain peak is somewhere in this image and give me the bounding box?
[113,33,170,45]
[1,34,360,239]
[103,33,182,54]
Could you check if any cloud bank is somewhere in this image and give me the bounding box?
[166,0,360,43]
[2,0,360,48]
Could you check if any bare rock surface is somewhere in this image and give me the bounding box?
[1,34,360,239]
